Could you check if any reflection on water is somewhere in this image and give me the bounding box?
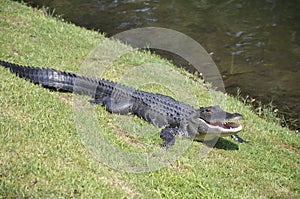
[21,0,300,130]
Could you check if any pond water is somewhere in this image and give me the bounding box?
[21,0,300,130]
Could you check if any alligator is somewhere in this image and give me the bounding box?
[0,60,247,147]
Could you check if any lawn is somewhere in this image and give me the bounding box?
[0,0,299,198]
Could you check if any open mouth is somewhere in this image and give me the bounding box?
[209,121,241,129]
[195,117,243,141]
[200,118,243,134]
[205,112,243,131]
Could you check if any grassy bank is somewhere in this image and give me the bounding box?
[0,0,299,198]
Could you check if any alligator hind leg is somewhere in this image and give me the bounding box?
[89,97,107,105]
[90,95,134,115]
[102,98,134,115]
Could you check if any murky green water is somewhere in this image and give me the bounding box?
[20,0,300,130]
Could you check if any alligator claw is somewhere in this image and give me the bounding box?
[231,134,250,144]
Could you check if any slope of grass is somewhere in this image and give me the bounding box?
[0,0,299,198]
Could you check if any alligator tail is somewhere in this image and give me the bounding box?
[0,60,76,92]
[0,60,129,98]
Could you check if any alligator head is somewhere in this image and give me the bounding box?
[187,105,243,141]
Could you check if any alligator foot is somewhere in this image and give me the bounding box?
[160,127,180,148]
[231,134,250,144]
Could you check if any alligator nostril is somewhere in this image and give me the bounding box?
[232,113,243,119]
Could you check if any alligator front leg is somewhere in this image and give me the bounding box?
[160,127,180,148]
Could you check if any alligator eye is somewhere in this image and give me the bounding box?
[204,109,211,114]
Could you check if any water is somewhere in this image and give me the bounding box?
[20,0,300,130]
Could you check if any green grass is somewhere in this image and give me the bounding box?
[0,0,299,198]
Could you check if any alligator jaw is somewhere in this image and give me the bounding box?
[194,118,243,141]
[199,118,242,136]
[206,120,243,134]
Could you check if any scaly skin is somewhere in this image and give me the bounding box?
[0,60,247,147]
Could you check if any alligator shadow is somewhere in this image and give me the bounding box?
[201,137,239,150]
